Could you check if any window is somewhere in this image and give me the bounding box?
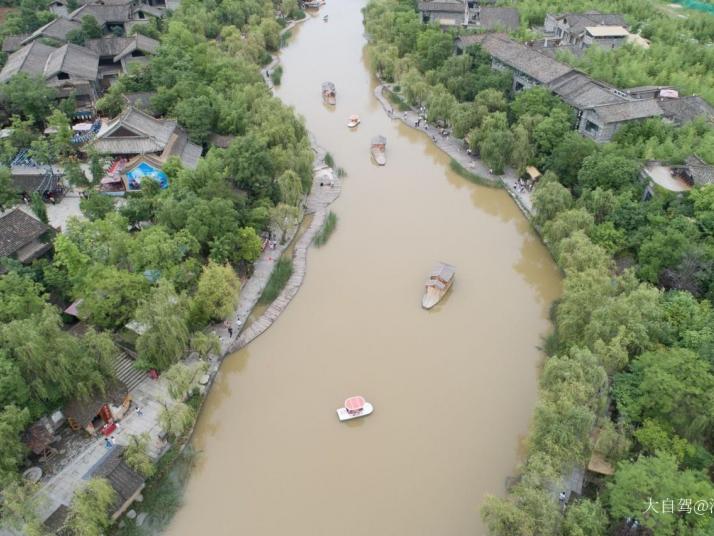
[57,72,69,80]
[584,120,599,134]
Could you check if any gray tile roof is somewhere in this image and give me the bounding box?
[590,98,663,124]
[22,18,81,45]
[548,71,626,109]
[0,208,50,258]
[418,0,464,13]
[69,3,132,25]
[44,44,99,80]
[658,96,714,125]
[2,34,30,53]
[0,41,56,82]
[684,155,714,186]
[113,34,159,62]
[87,446,145,512]
[475,7,520,31]
[85,36,134,57]
[479,34,573,84]
[555,11,627,35]
[91,107,201,167]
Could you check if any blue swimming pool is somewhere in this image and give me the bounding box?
[126,162,169,190]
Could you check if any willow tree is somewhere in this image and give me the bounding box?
[124,433,155,478]
[135,280,190,370]
[159,401,195,439]
[67,478,117,536]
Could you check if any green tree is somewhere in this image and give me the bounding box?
[79,192,115,221]
[0,272,47,322]
[562,499,608,536]
[532,175,573,225]
[189,262,240,328]
[614,347,714,441]
[548,132,597,188]
[557,231,612,275]
[123,433,155,478]
[0,166,16,211]
[0,405,30,487]
[135,281,190,370]
[164,361,208,400]
[175,95,215,144]
[190,331,221,359]
[577,152,640,193]
[66,478,117,536]
[159,401,194,438]
[0,481,45,535]
[80,267,149,329]
[608,454,714,536]
[94,84,125,118]
[542,208,594,246]
[270,202,300,242]
[415,27,452,71]
[425,84,457,126]
[277,169,303,206]
[0,74,56,123]
[30,192,48,224]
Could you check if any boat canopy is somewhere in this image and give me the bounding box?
[344,396,366,412]
[430,262,455,282]
[322,81,336,92]
[426,279,447,290]
[371,135,386,146]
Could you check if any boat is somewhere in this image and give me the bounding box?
[422,262,455,309]
[323,14,328,21]
[347,114,360,128]
[321,81,336,105]
[303,0,324,8]
[370,135,386,165]
[337,396,374,422]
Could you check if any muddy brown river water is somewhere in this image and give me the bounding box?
[168,2,561,534]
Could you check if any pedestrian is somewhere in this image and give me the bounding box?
[135,406,143,417]
[559,491,566,504]
[228,326,234,337]
[104,437,112,448]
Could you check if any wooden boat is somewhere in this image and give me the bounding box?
[321,81,336,105]
[347,114,360,128]
[422,262,455,309]
[337,396,374,422]
[370,135,386,165]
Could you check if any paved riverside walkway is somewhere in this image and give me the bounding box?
[373,84,535,215]
[229,162,341,351]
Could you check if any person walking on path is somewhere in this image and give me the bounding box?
[135,406,143,417]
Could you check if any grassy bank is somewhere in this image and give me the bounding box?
[258,257,293,304]
[385,88,411,111]
[314,211,338,247]
[449,159,499,188]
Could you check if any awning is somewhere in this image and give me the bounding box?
[345,396,365,412]
[64,299,83,317]
[73,122,94,132]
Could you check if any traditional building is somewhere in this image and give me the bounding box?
[86,446,146,520]
[88,106,202,169]
[0,208,52,266]
[20,18,81,46]
[418,0,519,30]
[466,34,705,142]
[543,11,628,50]
[85,34,159,88]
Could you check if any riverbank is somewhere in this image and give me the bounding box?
[373,84,535,218]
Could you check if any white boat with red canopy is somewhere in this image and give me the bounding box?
[336,396,374,421]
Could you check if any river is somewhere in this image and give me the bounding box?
[168,1,561,534]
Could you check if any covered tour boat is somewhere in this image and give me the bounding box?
[370,135,386,165]
[303,0,324,8]
[321,81,336,105]
[337,396,374,422]
[347,114,360,128]
[422,262,455,309]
